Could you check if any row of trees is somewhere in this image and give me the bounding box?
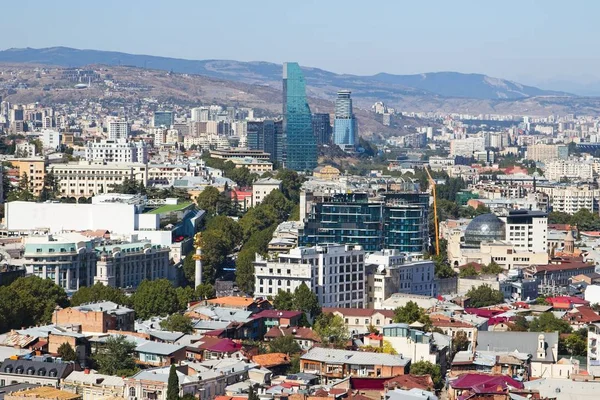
[549,209,600,232]
[459,261,503,278]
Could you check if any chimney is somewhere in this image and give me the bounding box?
[84,368,90,374]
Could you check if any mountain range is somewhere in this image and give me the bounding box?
[0,47,571,102]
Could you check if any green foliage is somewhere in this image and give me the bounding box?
[198,230,229,283]
[410,361,443,390]
[57,342,78,362]
[273,290,295,311]
[195,283,215,300]
[529,312,572,334]
[269,335,301,355]
[93,335,138,376]
[226,166,258,187]
[465,284,504,308]
[175,286,196,310]
[260,190,294,221]
[535,296,550,305]
[167,364,179,400]
[182,250,196,284]
[235,225,276,294]
[459,264,479,278]
[313,313,349,348]
[452,331,470,353]
[548,208,600,231]
[275,169,305,203]
[548,211,572,225]
[39,171,60,202]
[71,282,129,307]
[206,216,243,250]
[562,333,586,356]
[160,314,194,334]
[392,301,431,330]
[110,177,145,195]
[293,283,320,318]
[511,315,529,332]
[288,354,301,374]
[481,261,503,275]
[10,276,69,327]
[7,173,34,202]
[196,186,231,216]
[131,279,179,320]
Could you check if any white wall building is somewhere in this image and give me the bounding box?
[504,210,548,253]
[107,119,130,140]
[254,244,366,308]
[85,139,148,164]
[365,250,437,309]
[42,129,61,150]
[544,159,594,182]
[450,137,485,157]
[252,177,281,205]
[537,185,599,214]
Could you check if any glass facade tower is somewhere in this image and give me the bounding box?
[283,62,317,171]
[333,90,357,148]
[312,113,332,145]
[153,111,174,128]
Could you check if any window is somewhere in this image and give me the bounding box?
[129,388,136,397]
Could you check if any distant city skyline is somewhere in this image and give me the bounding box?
[3,0,600,93]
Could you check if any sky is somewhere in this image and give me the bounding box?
[3,0,600,91]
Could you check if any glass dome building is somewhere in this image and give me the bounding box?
[463,213,505,248]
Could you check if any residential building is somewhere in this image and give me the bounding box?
[10,157,45,196]
[365,251,437,308]
[94,242,171,288]
[322,307,395,334]
[106,119,130,140]
[135,342,186,367]
[264,326,321,350]
[42,129,61,150]
[545,159,594,182]
[505,209,548,253]
[588,322,600,376]
[300,347,410,383]
[383,324,447,370]
[449,137,485,157]
[537,184,600,214]
[527,144,568,162]
[147,163,194,185]
[254,244,366,308]
[47,161,147,199]
[0,358,74,388]
[52,302,135,333]
[229,157,273,175]
[526,258,596,288]
[252,177,281,206]
[124,367,199,400]
[84,139,148,164]
[23,233,96,291]
[312,113,331,145]
[283,62,317,171]
[299,192,429,253]
[191,107,209,122]
[62,371,124,400]
[15,143,36,157]
[209,149,271,160]
[333,90,357,150]
[153,111,174,128]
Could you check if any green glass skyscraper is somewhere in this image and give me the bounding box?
[283,62,317,171]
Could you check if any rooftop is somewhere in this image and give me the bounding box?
[145,202,193,214]
[7,387,81,400]
[301,347,410,367]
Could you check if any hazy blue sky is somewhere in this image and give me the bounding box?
[3,0,599,89]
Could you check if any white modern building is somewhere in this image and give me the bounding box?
[85,139,148,164]
[365,250,437,309]
[544,159,594,182]
[537,184,600,214]
[504,209,548,253]
[254,244,366,308]
[107,119,130,140]
[449,137,485,157]
[42,129,61,150]
[147,164,195,185]
[252,177,281,205]
[47,161,147,198]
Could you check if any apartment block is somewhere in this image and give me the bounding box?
[10,157,46,196]
[85,139,148,164]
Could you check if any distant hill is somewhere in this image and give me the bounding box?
[0,47,572,101]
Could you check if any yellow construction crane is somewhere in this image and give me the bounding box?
[425,167,440,256]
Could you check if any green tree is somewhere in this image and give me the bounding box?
[175,286,196,310]
[238,206,278,239]
[57,342,78,362]
[182,250,197,284]
[131,279,179,320]
[393,301,431,330]
[313,313,349,348]
[273,290,295,310]
[511,315,529,332]
[39,171,60,201]
[562,333,586,356]
[198,230,229,283]
[548,211,572,225]
[110,177,144,195]
[459,264,479,278]
[31,139,43,155]
[166,364,179,400]
[452,331,470,353]
[71,282,129,306]
[410,361,442,390]
[196,186,231,215]
[205,216,242,250]
[226,166,257,187]
[465,284,504,308]
[0,286,23,331]
[260,190,293,221]
[293,283,320,318]
[11,276,69,327]
[195,283,215,300]
[93,335,138,376]
[275,169,305,203]
[269,335,302,355]
[481,260,503,275]
[529,313,572,334]
[160,314,194,334]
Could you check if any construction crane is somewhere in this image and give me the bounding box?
[425,167,440,256]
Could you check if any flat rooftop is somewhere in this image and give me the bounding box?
[145,202,193,214]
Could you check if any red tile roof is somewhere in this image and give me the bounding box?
[384,374,434,391]
[252,353,290,368]
[534,260,593,273]
[464,308,503,318]
[197,338,241,353]
[450,374,524,390]
[563,306,600,324]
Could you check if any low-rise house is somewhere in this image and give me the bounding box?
[385,388,437,400]
[135,341,186,367]
[252,310,303,331]
[264,327,321,350]
[300,347,410,383]
[383,374,435,392]
[429,315,478,347]
[188,338,243,361]
[251,353,290,376]
[61,371,124,400]
[186,359,257,400]
[322,308,395,334]
[204,296,270,311]
[0,358,75,388]
[562,305,600,328]
[52,302,135,333]
[451,350,529,379]
[448,374,524,400]
[124,367,201,400]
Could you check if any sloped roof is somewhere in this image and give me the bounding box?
[252,353,290,368]
[384,374,434,390]
[301,347,410,367]
[450,373,524,390]
[476,331,558,363]
[265,327,321,342]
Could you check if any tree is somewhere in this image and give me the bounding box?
[313,313,349,348]
[273,290,295,311]
[11,276,69,327]
[175,286,196,310]
[393,301,431,330]
[39,171,60,202]
[196,186,231,215]
[529,313,572,334]
[459,264,479,278]
[195,283,215,300]
[293,283,320,318]
[166,364,179,400]
[93,335,137,376]
[269,335,301,355]
[198,230,229,283]
[410,361,442,390]
[511,315,529,332]
[110,177,144,195]
[31,139,43,155]
[7,173,34,201]
[260,190,293,221]
[452,331,470,353]
[226,166,257,187]
[206,216,242,251]
[57,342,78,362]
[71,282,129,306]
[182,250,197,284]
[131,279,179,320]
[481,260,503,275]
[160,314,194,334]
[465,285,504,308]
[276,169,304,203]
[562,333,586,356]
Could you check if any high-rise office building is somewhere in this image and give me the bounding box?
[247,120,284,165]
[283,62,317,171]
[107,119,130,140]
[153,111,174,128]
[299,192,429,254]
[333,90,357,149]
[312,113,332,145]
[191,107,210,122]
